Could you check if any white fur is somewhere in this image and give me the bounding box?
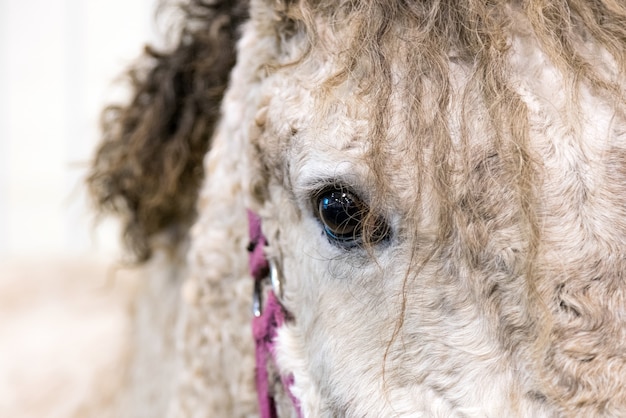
[108,1,626,416]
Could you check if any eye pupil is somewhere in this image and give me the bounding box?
[315,187,390,248]
[319,191,362,241]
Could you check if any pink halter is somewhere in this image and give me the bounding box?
[247,210,303,418]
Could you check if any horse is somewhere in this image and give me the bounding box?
[89,0,626,416]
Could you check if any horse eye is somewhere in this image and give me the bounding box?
[315,188,389,247]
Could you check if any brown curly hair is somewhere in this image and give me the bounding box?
[88,0,249,262]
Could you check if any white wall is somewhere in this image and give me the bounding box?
[0,0,160,259]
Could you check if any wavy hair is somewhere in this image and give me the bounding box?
[88,0,249,261]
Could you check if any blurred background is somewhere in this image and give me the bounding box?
[0,0,161,416]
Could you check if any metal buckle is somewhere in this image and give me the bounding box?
[252,278,264,318]
[252,259,284,317]
[270,260,283,302]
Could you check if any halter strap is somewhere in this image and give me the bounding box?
[247,210,303,418]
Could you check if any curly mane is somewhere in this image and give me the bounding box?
[88,0,249,261]
[88,1,626,415]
